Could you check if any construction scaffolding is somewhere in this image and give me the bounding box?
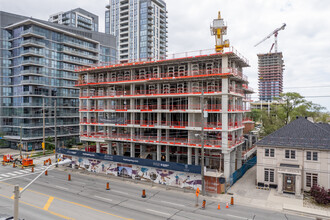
[76,48,253,182]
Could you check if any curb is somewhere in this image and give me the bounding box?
[283,204,330,220]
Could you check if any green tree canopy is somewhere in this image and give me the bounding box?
[257,92,328,136]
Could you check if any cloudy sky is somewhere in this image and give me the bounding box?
[2,0,330,111]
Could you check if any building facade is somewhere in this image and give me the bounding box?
[49,8,99,32]
[0,11,116,150]
[258,52,284,101]
[256,117,330,196]
[76,48,253,182]
[105,0,167,62]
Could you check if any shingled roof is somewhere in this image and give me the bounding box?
[257,117,330,150]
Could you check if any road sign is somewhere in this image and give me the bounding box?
[196,187,200,197]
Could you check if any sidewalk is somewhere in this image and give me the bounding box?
[218,166,330,219]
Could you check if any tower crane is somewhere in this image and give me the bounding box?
[210,11,230,52]
[254,23,286,53]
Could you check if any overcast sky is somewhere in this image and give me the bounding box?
[1,0,330,111]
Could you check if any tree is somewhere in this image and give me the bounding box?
[45,137,55,150]
[250,109,262,122]
[276,92,308,125]
[259,92,327,136]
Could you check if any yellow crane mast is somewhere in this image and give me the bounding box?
[210,11,230,52]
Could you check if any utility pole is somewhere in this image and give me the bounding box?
[54,99,57,162]
[43,98,45,155]
[19,125,22,158]
[201,83,205,196]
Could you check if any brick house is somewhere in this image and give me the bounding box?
[256,117,330,196]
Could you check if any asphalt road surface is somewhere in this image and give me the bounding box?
[0,164,313,220]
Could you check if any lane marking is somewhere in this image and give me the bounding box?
[94,195,113,202]
[0,193,73,220]
[43,196,55,210]
[161,200,185,207]
[146,208,171,216]
[0,179,134,220]
[111,190,128,195]
[227,214,248,219]
[54,185,69,190]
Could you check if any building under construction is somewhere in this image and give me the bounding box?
[76,47,253,184]
[258,52,284,101]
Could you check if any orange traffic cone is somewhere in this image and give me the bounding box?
[106,182,110,190]
[226,202,229,208]
[218,203,221,210]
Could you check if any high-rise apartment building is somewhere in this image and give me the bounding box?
[49,8,99,32]
[105,0,167,62]
[76,48,253,181]
[258,52,284,101]
[0,11,116,150]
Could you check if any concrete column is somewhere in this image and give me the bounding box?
[130,142,135,157]
[165,145,170,162]
[107,142,112,154]
[176,147,180,163]
[223,151,231,180]
[278,173,283,193]
[140,145,146,158]
[231,149,236,172]
[236,145,242,169]
[187,147,192,165]
[117,143,121,156]
[249,134,253,149]
[222,76,229,149]
[157,145,161,161]
[96,142,100,153]
[194,148,199,165]
[295,175,301,196]
[205,149,210,167]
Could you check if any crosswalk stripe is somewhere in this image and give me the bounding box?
[19,170,29,173]
[7,173,17,176]
[13,171,23,174]
[1,174,10,177]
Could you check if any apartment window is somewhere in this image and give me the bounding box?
[285,150,296,159]
[265,148,275,157]
[264,168,274,182]
[306,173,318,187]
[306,151,318,161]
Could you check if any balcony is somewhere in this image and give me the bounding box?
[21,49,45,57]
[21,79,46,85]
[21,29,45,39]
[21,39,46,47]
[62,56,93,66]
[62,39,98,53]
[61,47,98,60]
[21,59,45,66]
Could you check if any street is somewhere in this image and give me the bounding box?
[0,163,312,220]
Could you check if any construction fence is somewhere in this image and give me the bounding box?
[230,156,256,186]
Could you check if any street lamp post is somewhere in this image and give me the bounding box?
[13,159,71,220]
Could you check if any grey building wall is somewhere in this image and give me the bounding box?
[0,11,116,150]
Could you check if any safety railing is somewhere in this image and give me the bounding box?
[75,67,245,86]
[76,47,249,72]
[80,132,245,148]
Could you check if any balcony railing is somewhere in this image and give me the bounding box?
[80,132,246,148]
[76,67,243,86]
